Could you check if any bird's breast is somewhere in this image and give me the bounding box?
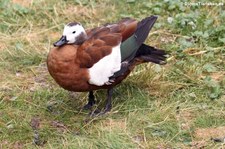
[47,47,90,91]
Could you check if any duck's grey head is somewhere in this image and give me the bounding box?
[54,22,87,47]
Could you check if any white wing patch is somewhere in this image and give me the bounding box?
[88,43,121,86]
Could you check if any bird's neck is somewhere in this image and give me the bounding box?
[74,32,88,45]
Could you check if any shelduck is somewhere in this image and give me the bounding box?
[47,15,167,115]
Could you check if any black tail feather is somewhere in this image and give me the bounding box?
[135,16,158,46]
[136,44,167,64]
[111,44,167,79]
[121,15,158,62]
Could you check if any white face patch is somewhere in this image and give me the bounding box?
[88,43,122,86]
[63,24,86,44]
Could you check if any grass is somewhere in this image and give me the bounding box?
[0,0,225,148]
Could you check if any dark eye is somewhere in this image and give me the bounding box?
[72,31,76,34]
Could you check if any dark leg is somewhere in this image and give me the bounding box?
[89,88,113,116]
[103,88,113,113]
[90,88,113,117]
[83,91,96,110]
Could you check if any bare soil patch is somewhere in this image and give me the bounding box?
[12,0,32,7]
[195,126,225,140]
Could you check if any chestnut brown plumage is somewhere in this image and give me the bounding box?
[47,16,167,115]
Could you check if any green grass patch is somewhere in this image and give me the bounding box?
[0,0,224,148]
